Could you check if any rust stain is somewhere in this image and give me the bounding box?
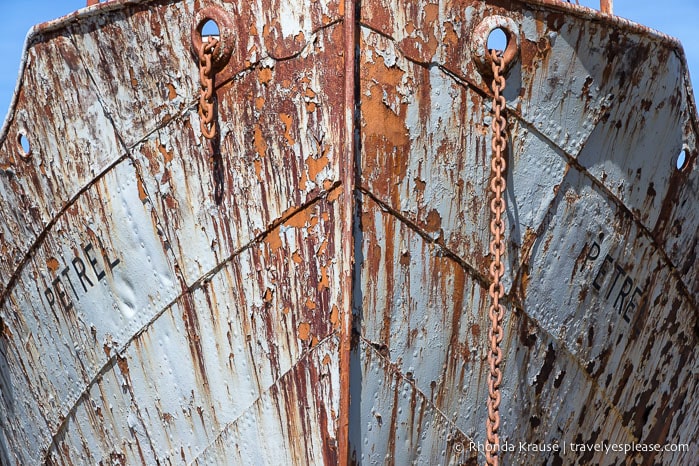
[259,67,273,84]
[46,257,59,273]
[136,176,148,203]
[307,154,329,181]
[254,159,263,179]
[253,125,267,157]
[299,169,308,191]
[263,287,274,304]
[330,304,340,328]
[317,266,329,291]
[425,209,441,232]
[280,113,296,146]
[266,227,283,252]
[298,322,311,341]
[316,240,328,257]
[327,185,343,202]
[283,206,312,228]
[157,140,173,164]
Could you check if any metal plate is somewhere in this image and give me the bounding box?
[0,0,697,464]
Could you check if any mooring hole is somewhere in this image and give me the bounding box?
[17,133,31,158]
[676,149,689,171]
[487,28,508,52]
[201,19,220,42]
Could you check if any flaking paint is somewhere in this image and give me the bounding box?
[0,0,696,464]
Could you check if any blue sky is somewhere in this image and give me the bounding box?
[0,1,697,120]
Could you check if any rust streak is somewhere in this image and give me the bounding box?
[509,108,699,314]
[338,0,356,463]
[359,186,489,289]
[42,181,344,458]
[191,335,340,464]
[359,336,482,463]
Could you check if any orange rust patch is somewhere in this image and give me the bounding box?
[443,22,459,47]
[167,83,177,100]
[292,251,303,264]
[327,185,343,202]
[299,169,308,191]
[254,125,267,157]
[305,298,317,310]
[306,154,329,181]
[157,141,173,164]
[259,67,273,84]
[283,206,312,228]
[304,88,316,99]
[255,96,265,110]
[263,287,274,303]
[283,306,290,315]
[322,179,333,191]
[426,209,442,231]
[295,31,305,44]
[316,240,328,257]
[116,355,130,379]
[318,266,329,291]
[330,305,340,328]
[266,228,282,251]
[322,353,331,365]
[47,257,60,273]
[137,177,148,202]
[311,336,319,347]
[361,53,410,190]
[280,113,296,146]
[254,159,263,179]
[306,102,317,113]
[298,322,311,341]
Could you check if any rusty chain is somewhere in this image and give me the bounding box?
[485,49,507,466]
[198,38,219,140]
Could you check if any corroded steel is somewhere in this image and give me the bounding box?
[198,37,219,140]
[352,0,697,465]
[0,0,697,465]
[485,50,508,466]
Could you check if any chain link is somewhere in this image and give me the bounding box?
[198,38,219,140]
[486,49,507,466]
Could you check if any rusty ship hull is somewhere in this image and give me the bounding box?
[0,0,697,464]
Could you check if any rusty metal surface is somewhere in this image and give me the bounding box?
[1,0,345,464]
[0,0,697,465]
[352,0,697,465]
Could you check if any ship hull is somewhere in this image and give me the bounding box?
[0,0,697,464]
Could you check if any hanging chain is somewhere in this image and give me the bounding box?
[485,49,507,466]
[198,38,219,140]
